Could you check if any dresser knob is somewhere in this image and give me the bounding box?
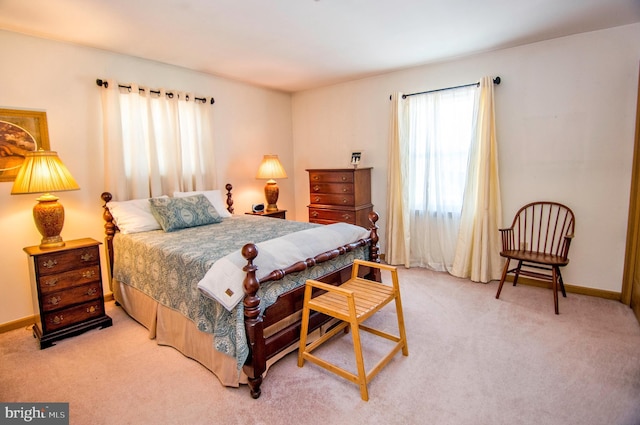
[44,278,59,287]
[87,305,98,314]
[48,296,62,306]
[342,199,348,204]
[313,185,320,192]
[341,177,347,181]
[82,270,96,279]
[342,188,348,192]
[311,211,319,218]
[343,214,352,220]
[314,197,320,203]
[86,288,98,296]
[42,259,58,269]
[80,251,96,262]
[51,315,64,325]
[313,176,319,180]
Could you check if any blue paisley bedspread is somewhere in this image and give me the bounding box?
[112,215,368,372]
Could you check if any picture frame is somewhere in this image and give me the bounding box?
[350,151,362,168]
[0,108,50,182]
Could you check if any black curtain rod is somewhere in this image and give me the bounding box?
[395,76,501,100]
[96,79,215,104]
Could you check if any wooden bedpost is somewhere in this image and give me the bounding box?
[101,192,116,291]
[225,183,234,214]
[241,243,266,399]
[368,211,381,281]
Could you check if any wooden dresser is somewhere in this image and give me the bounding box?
[307,168,373,228]
[24,238,112,349]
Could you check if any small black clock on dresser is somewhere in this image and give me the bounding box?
[24,238,112,349]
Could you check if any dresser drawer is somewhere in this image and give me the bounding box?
[309,171,354,183]
[35,246,100,276]
[43,300,105,332]
[310,182,354,195]
[309,208,357,224]
[41,283,102,312]
[310,193,355,206]
[38,265,101,295]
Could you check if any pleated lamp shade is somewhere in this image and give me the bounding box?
[12,150,80,248]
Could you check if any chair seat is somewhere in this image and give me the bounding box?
[500,250,570,266]
[308,278,396,323]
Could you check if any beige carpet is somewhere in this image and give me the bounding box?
[1,267,639,425]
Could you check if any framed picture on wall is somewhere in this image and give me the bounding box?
[0,108,50,182]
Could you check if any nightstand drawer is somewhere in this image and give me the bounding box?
[38,265,101,295]
[41,283,102,312]
[310,193,355,206]
[309,208,357,224]
[35,246,100,276]
[43,300,105,332]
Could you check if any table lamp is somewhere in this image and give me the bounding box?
[256,154,287,212]
[11,150,80,249]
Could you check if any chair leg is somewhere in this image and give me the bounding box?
[391,269,409,356]
[513,260,523,286]
[556,267,567,298]
[298,286,313,367]
[496,259,510,299]
[552,267,559,315]
[350,318,369,402]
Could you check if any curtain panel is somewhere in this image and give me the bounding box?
[451,76,503,282]
[100,80,216,200]
[386,77,502,282]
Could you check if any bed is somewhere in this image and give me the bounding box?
[100,185,380,398]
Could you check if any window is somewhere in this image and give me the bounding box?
[407,86,476,214]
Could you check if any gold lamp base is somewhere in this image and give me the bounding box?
[33,193,66,249]
[264,180,280,211]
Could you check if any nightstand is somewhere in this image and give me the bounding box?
[245,209,287,219]
[24,238,112,349]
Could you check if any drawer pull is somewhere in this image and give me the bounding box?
[51,315,64,325]
[48,295,62,306]
[311,211,319,218]
[44,277,59,287]
[342,188,348,192]
[342,198,348,204]
[342,214,352,220]
[314,196,321,203]
[87,305,98,314]
[313,175,319,180]
[82,270,96,279]
[42,259,58,269]
[313,185,320,192]
[86,287,98,296]
[341,176,347,181]
[80,251,96,262]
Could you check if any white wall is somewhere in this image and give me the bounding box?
[0,30,293,325]
[292,23,640,293]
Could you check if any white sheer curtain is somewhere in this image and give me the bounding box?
[386,77,502,280]
[386,86,476,271]
[100,80,216,200]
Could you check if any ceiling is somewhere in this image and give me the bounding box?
[1,0,639,93]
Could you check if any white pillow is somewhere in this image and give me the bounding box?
[106,196,167,234]
[173,190,232,218]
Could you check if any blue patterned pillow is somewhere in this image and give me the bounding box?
[149,194,222,232]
